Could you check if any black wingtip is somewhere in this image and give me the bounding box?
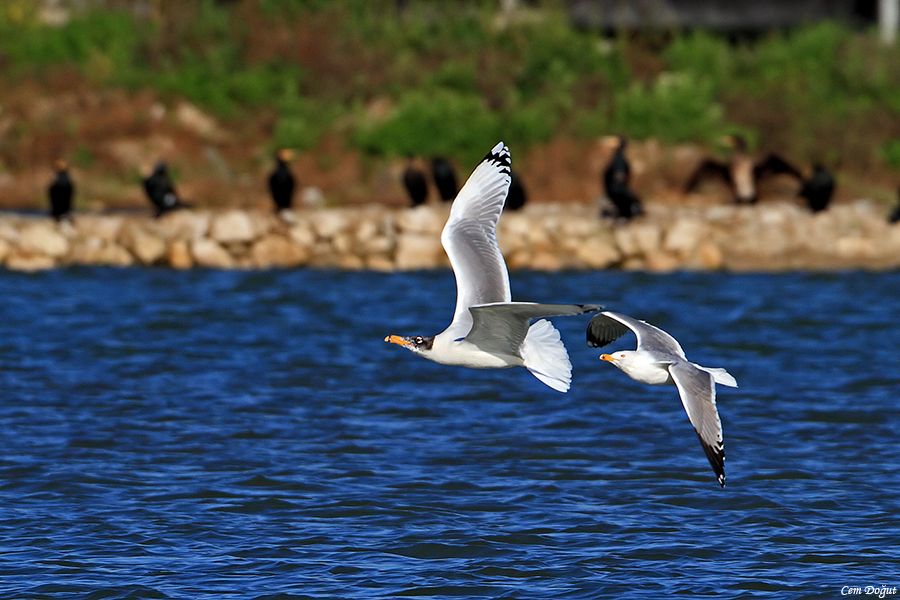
[483,142,511,175]
[695,431,726,489]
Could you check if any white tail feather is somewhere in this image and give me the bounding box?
[694,364,738,388]
[520,319,572,392]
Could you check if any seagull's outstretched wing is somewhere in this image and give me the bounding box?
[467,302,599,356]
[668,361,725,487]
[441,142,512,336]
[587,311,686,359]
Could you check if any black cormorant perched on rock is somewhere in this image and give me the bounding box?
[431,157,458,202]
[799,163,836,213]
[47,159,74,222]
[402,158,428,207]
[268,148,296,211]
[685,134,802,204]
[889,188,900,224]
[602,136,643,220]
[143,161,184,218]
[505,170,527,211]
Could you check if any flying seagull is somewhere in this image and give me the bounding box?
[587,311,737,486]
[385,142,598,392]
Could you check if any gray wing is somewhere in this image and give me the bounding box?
[668,361,725,487]
[440,142,512,337]
[587,311,686,359]
[467,302,599,357]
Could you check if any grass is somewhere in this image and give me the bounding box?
[0,1,897,172]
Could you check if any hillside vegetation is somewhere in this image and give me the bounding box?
[0,1,897,207]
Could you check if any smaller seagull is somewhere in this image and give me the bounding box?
[587,311,737,487]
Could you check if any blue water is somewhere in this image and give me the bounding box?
[0,268,897,598]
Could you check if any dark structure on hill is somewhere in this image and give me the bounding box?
[568,0,878,33]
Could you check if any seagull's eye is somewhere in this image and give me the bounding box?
[415,336,424,345]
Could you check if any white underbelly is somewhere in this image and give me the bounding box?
[734,165,755,200]
[431,341,521,369]
[624,362,673,385]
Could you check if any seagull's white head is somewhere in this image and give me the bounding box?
[384,334,434,355]
[600,350,634,370]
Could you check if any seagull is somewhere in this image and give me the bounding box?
[385,142,598,392]
[587,311,737,486]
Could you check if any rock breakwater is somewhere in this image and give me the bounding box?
[0,201,897,272]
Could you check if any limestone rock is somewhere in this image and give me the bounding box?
[396,206,446,234]
[210,210,258,244]
[6,252,56,271]
[836,237,876,259]
[366,255,395,271]
[575,235,621,269]
[664,218,705,256]
[644,250,680,272]
[337,254,365,270]
[74,215,123,242]
[119,223,166,265]
[66,239,133,266]
[289,222,316,247]
[614,222,661,257]
[0,221,20,244]
[191,239,233,268]
[251,235,309,268]
[394,233,442,270]
[530,251,563,271]
[18,222,69,258]
[301,187,326,208]
[694,241,724,270]
[158,210,210,241]
[167,240,193,269]
[506,248,532,270]
[311,210,348,239]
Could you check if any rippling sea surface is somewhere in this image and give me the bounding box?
[0,268,897,599]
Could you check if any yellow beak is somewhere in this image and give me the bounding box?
[600,354,615,362]
[385,335,412,348]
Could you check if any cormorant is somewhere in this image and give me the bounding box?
[505,170,527,211]
[143,161,184,218]
[401,158,428,207]
[431,157,458,202]
[799,163,836,213]
[889,188,900,224]
[684,134,802,204]
[268,148,296,211]
[47,159,74,222]
[602,136,643,220]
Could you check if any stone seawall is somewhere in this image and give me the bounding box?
[0,201,897,272]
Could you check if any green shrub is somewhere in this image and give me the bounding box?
[354,89,500,165]
[609,73,727,143]
[882,139,900,169]
[0,9,140,76]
